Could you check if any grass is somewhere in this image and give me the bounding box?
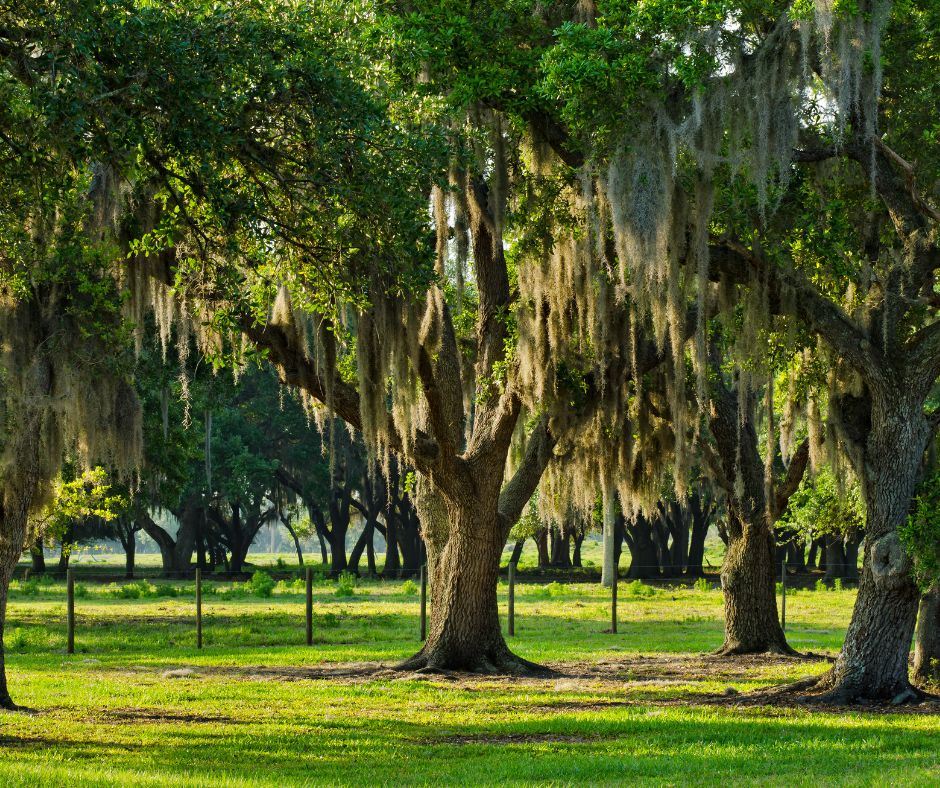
[1,577,937,786]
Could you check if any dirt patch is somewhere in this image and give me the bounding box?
[94,708,239,725]
[185,654,939,714]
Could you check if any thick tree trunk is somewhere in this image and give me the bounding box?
[809,396,925,702]
[123,535,136,580]
[399,491,539,674]
[625,515,660,580]
[914,585,940,686]
[686,495,710,578]
[535,528,549,569]
[0,505,28,710]
[823,534,847,582]
[29,540,45,575]
[383,516,400,577]
[718,517,791,655]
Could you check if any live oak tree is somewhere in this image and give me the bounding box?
[0,95,143,708]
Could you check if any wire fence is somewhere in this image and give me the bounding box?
[55,559,796,654]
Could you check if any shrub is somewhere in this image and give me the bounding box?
[834,578,843,592]
[18,579,40,597]
[335,571,356,597]
[815,579,827,593]
[400,579,418,596]
[275,557,287,569]
[155,584,180,598]
[214,583,250,600]
[290,577,306,592]
[250,571,275,598]
[625,580,655,597]
[74,582,89,598]
[775,581,783,595]
[115,581,157,599]
[694,577,710,593]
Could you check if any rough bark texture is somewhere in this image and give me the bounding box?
[809,394,926,702]
[914,584,940,686]
[718,519,791,654]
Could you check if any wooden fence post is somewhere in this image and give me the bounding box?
[66,568,75,655]
[196,568,203,649]
[305,567,313,646]
[611,570,618,634]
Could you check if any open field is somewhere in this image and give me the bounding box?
[2,577,938,786]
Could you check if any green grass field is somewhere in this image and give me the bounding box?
[1,575,937,786]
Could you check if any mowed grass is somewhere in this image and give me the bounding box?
[1,576,938,786]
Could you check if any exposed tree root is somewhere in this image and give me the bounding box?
[395,645,554,678]
[714,640,798,658]
[735,671,939,708]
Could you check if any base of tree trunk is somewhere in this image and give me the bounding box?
[396,640,551,676]
[718,527,793,656]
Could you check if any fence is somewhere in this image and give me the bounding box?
[53,560,789,652]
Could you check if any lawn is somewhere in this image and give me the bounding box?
[1,575,937,786]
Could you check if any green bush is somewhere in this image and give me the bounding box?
[250,571,275,598]
[214,583,250,600]
[155,584,180,597]
[114,581,157,599]
[834,578,843,592]
[625,580,655,597]
[18,579,40,596]
[400,579,418,596]
[335,571,356,597]
[694,577,710,593]
[815,579,827,593]
[74,582,89,598]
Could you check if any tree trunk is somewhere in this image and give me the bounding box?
[283,519,304,568]
[0,503,28,710]
[535,528,549,569]
[718,516,791,655]
[686,494,710,577]
[824,534,847,582]
[572,532,584,567]
[383,515,400,577]
[399,488,539,674]
[123,534,136,579]
[625,515,660,580]
[914,584,940,686]
[509,539,525,565]
[29,540,45,575]
[809,396,925,702]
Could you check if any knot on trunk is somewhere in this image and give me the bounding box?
[869,532,911,589]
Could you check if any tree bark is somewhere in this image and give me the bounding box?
[399,493,538,674]
[914,584,940,686]
[0,501,29,710]
[624,514,661,580]
[29,540,45,575]
[809,394,926,702]
[718,516,790,654]
[123,533,136,579]
[686,493,711,577]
